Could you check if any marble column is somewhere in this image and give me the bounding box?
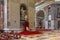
[4,0,8,30]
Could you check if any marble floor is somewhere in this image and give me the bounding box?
[12,30,60,40]
[19,30,60,40]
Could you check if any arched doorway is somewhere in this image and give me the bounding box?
[35,1,60,30]
[35,0,54,30]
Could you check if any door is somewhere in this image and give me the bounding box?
[0,0,4,30]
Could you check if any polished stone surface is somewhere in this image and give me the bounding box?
[12,30,60,40]
[19,30,60,40]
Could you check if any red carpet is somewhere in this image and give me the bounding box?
[19,31,43,35]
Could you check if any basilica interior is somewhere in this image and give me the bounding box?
[0,0,60,40]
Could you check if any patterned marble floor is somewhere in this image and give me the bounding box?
[14,30,60,40]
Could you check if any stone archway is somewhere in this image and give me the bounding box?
[35,0,55,30]
[35,0,60,30]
